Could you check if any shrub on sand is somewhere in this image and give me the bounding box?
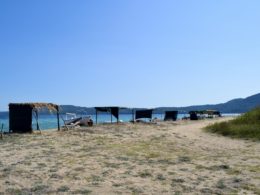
[205,107,260,140]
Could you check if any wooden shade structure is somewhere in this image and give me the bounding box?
[189,110,221,120]
[203,110,221,117]
[135,109,153,120]
[189,111,199,120]
[164,111,178,121]
[9,103,60,133]
[95,107,126,124]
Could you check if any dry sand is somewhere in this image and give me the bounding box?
[0,118,259,194]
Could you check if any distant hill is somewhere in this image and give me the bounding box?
[156,93,260,113]
[58,93,260,114]
[182,93,260,113]
[1,93,260,115]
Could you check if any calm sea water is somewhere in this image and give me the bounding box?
[0,113,189,132]
[0,113,240,132]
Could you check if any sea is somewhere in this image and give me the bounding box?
[0,113,189,132]
[0,113,240,132]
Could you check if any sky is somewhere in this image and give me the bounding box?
[1,0,260,110]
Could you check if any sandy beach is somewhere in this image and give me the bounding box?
[0,117,259,194]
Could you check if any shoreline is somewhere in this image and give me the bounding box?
[0,114,240,132]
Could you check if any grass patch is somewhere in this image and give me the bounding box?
[241,183,260,194]
[205,107,260,140]
[89,175,104,185]
[172,178,185,183]
[216,179,226,189]
[138,170,153,178]
[31,184,49,193]
[57,185,70,192]
[5,188,30,195]
[156,173,166,181]
[127,186,144,194]
[249,165,260,172]
[72,189,92,194]
[178,156,191,163]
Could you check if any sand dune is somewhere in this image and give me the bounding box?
[0,118,259,194]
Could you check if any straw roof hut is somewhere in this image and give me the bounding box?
[9,103,60,133]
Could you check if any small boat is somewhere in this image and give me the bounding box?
[64,113,82,125]
[64,113,93,126]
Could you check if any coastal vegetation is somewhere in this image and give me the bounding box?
[205,107,260,140]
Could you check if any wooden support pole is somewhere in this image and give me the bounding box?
[36,110,40,131]
[57,107,60,131]
[96,110,98,124]
[132,109,135,123]
[117,108,119,124]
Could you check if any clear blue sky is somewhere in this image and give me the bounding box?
[1,0,260,110]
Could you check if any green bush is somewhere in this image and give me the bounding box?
[205,107,260,140]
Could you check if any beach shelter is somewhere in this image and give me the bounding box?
[135,109,153,120]
[95,107,122,124]
[9,103,60,133]
[214,111,221,117]
[189,111,199,120]
[203,110,221,117]
[164,111,178,121]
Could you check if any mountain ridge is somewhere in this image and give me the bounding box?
[59,93,260,114]
[1,93,260,114]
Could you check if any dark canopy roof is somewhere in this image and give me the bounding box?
[135,109,153,120]
[164,111,178,121]
[189,110,220,115]
[95,107,126,119]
